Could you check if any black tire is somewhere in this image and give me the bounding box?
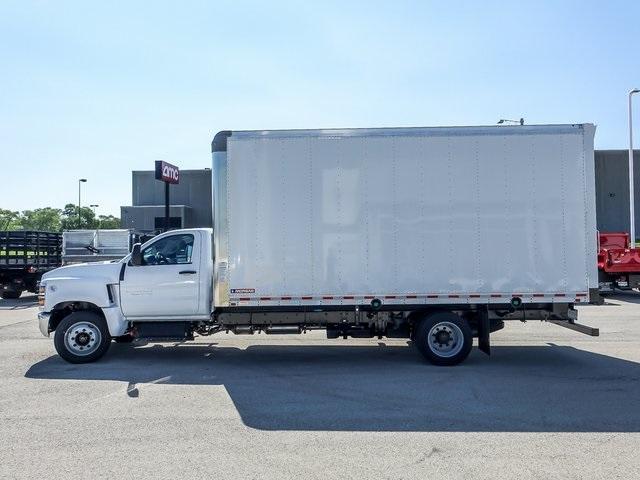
[1,289,22,300]
[414,311,473,366]
[54,311,111,363]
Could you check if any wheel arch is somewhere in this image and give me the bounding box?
[49,301,105,332]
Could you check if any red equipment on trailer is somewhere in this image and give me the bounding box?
[597,232,640,292]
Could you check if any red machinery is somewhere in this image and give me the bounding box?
[598,232,640,292]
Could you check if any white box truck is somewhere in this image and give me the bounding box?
[37,124,599,365]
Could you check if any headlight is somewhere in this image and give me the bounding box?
[38,283,46,308]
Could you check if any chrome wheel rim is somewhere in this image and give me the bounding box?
[427,321,464,358]
[64,321,101,356]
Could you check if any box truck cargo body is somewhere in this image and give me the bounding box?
[38,124,600,365]
[213,124,598,307]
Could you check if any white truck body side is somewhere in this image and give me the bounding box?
[213,124,597,308]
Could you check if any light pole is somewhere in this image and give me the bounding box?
[629,89,640,248]
[78,179,87,228]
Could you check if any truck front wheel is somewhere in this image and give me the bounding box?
[53,311,111,363]
[414,312,473,366]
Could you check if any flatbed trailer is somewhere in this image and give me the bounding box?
[0,231,61,299]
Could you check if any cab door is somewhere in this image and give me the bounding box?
[120,232,199,317]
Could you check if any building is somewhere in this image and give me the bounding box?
[595,150,640,233]
[121,168,212,233]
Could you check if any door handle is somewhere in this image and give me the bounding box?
[179,270,197,275]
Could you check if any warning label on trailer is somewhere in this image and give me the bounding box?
[230,288,255,294]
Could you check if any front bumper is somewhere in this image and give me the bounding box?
[38,312,51,337]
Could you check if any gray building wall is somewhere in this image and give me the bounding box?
[121,168,212,232]
[595,150,640,234]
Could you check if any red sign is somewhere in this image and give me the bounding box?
[155,160,180,184]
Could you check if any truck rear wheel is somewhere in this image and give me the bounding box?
[414,311,473,366]
[53,311,111,363]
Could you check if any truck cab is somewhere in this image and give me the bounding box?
[38,228,213,363]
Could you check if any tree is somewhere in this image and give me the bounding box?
[0,209,21,230]
[1,204,121,231]
[97,215,121,229]
[61,203,98,230]
[19,208,62,231]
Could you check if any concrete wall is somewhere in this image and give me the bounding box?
[120,205,190,232]
[595,150,640,234]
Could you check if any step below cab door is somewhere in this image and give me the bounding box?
[120,232,200,318]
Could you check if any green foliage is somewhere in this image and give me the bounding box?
[61,204,98,230]
[97,215,121,229]
[0,209,21,230]
[1,205,121,231]
[20,208,62,231]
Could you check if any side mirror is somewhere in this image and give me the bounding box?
[130,243,142,266]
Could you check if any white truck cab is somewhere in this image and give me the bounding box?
[38,228,213,363]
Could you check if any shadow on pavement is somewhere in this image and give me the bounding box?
[604,290,640,305]
[25,342,640,432]
[0,294,38,310]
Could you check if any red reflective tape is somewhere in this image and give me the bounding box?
[576,293,587,297]
[554,293,566,297]
[575,298,581,302]
[322,296,334,300]
[281,296,292,300]
[406,295,417,299]
[385,295,396,299]
[490,294,502,298]
[427,295,438,298]
[448,295,459,298]
[239,297,251,301]
[301,296,312,300]
[469,294,481,298]
[533,294,545,298]
[364,295,375,299]
[260,297,272,301]
[343,296,354,299]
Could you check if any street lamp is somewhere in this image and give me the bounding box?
[629,89,640,248]
[497,118,525,125]
[78,179,87,228]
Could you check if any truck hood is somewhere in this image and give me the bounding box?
[41,261,123,283]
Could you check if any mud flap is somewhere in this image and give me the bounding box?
[477,306,490,355]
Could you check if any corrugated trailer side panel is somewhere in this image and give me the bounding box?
[213,125,596,307]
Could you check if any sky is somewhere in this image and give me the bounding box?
[1,0,639,216]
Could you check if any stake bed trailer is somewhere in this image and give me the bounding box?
[38,124,599,365]
[1,231,61,299]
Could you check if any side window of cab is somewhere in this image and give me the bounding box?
[141,234,194,265]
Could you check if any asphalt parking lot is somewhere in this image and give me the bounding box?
[1,295,639,479]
